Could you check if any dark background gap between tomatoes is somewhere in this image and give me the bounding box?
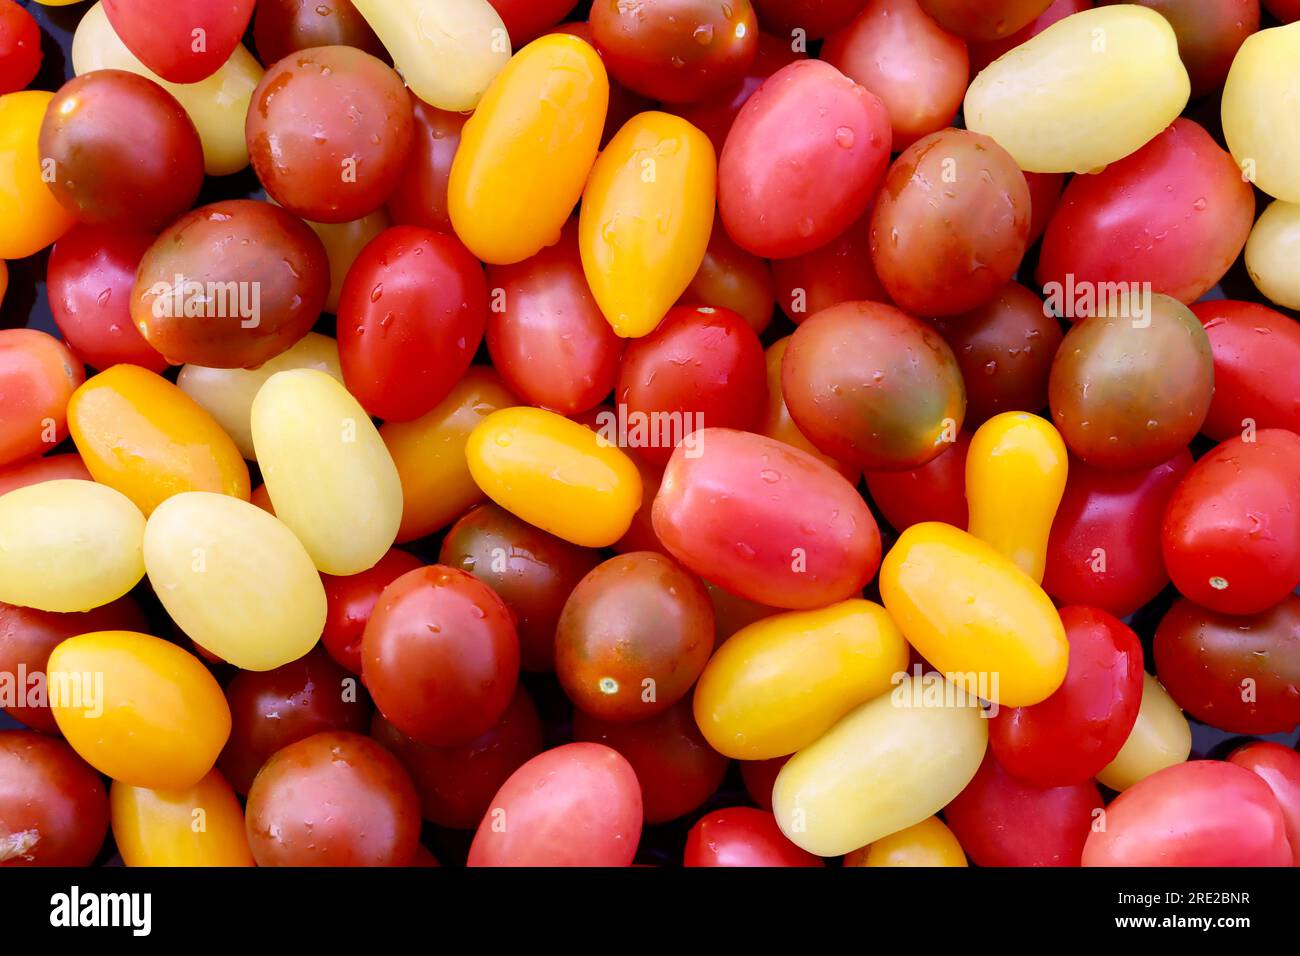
[3,1,1297,868]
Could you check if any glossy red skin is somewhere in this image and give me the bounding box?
[1043,451,1192,618]
[1154,595,1300,735]
[0,330,83,469]
[370,687,544,830]
[589,0,758,104]
[103,0,256,84]
[544,21,656,148]
[1265,0,1300,21]
[488,0,578,43]
[39,71,203,232]
[943,752,1103,867]
[680,213,776,334]
[337,226,488,422]
[0,731,109,867]
[556,552,714,721]
[245,731,421,867]
[1082,760,1292,866]
[0,454,92,498]
[822,0,969,150]
[467,742,643,867]
[131,199,330,369]
[864,431,971,533]
[1024,170,1065,246]
[253,0,386,65]
[751,0,870,38]
[719,59,892,259]
[611,450,667,556]
[1162,430,1300,615]
[439,503,603,673]
[783,301,967,470]
[385,96,466,234]
[990,607,1144,787]
[246,46,414,224]
[870,129,1031,317]
[573,698,728,823]
[1191,300,1300,441]
[739,755,790,811]
[616,305,767,468]
[485,220,622,416]
[771,213,890,323]
[1037,120,1254,307]
[361,566,520,748]
[0,1,42,95]
[0,597,147,734]
[47,226,168,373]
[932,283,1063,426]
[917,0,1054,40]
[320,549,425,675]
[684,807,823,867]
[674,32,805,155]
[1228,742,1300,866]
[1099,0,1258,97]
[968,0,1091,74]
[652,428,881,609]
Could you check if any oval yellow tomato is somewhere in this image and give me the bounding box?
[111,769,255,867]
[843,816,968,868]
[1245,199,1300,311]
[0,91,76,259]
[1222,22,1300,205]
[1096,673,1191,792]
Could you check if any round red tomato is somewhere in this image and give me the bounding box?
[321,548,425,675]
[684,807,823,867]
[488,0,578,44]
[0,329,84,469]
[0,732,108,867]
[1191,300,1300,441]
[679,213,776,335]
[1228,742,1300,866]
[103,0,255,83]
[864,431,971,532]
[770,213,889,322]
[0,0,42,95]
[385,96,467,234]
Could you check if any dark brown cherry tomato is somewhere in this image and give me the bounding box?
[0,330,84,469]
[917,0,1055,40]
[0,455,92,498]
[489,0,579,44]
[39,70,203,232]
[680,214,776,335]
[684,807,823,867]
[1043,451,1192,618]
[573,697,728,823]
[246,46,414,224]
[0,731,108,866]
[1155,595,1300,735]
[245,731,421,866]
[219,646,372,794]
[1228,741,1300,866]
[1191,300,1300,441]
[370,687,544,829]
[253,0,386,65]
[131,200,330,369]
[770,213,890,323]
[933,283,1063,426]
[968,0,1090,74]
[751,0,870,38]
[870,128,1031,316]
[556,551,714,722]
[0,0,41,96]
[864,431,971,532]
[439,503,603,672]
[1100,0,1258,97]
[321,549,426,675]
[783,300,966,470]
[1161,430,1300,615]
[589,0,759,104]
[739,755,790,811]
[385,95,466,233]
[362,566,520,747]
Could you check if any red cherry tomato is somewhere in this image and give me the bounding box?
[1228,742,1300,866]
[253,0,386,65]
[102,0,256,83]
[1024,170,1066,246]
[1191,300,1300,441]
[770,213,890,323]
[865,432,971,532]
[683,807,823,867]
[679,213,777,335]
[1265,0,1300,21]
[0,0,42,95]
[0,731,109,867]
[739,755,790,811]
[338,226,488,422]
[385,95,466,234]
[0,454,92,498]
[0,329,84,469]
[488,0,578,44]
[751,0,871,38]
[917,0,1055,40]
[321,549,425,675]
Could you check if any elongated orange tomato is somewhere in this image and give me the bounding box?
[111,769,255,867]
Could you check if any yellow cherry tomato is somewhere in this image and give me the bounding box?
[0,91,77,259]
[693,599,909,760]
[772,674,987,857]
[352,0,510,112]
[48,630,230,789]
[1223,23,1300,205]
[381,367,517,542]
[579,111,717,338]
[72,2,262,176]
[449,34,608,266]
[1096,673,1191,792]
[1245,200,1300,311]
[305,209,390,314]
[966,411,1067,584]
[879,522,1069,707]
[843,816,969,868]
[760,337,858,482]
[0,479,144,613]
[466,406,642,547]
[68,364,250,517]
[250,369,401,575]
[964,5,1189,174]
[111,769,255,867]
[143,491,327,671]
[176,332,344,461]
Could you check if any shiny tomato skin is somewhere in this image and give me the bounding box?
[0,329,84,469]
[943,751,1103,867]
[917,0,1055,40]
[968,0,1091,75]
[0,455,92,498]
[320,549,425,675]
[102,0,255,84]
[361,566,520,747]
[467,742,643,867]
[739,755,791,811]
[1024,170,1066,246]
[684,807,823,867]
[990,606,1144,787]
[0,1,41,95]
[865,432,971,532]
[1191,300,1300,441]
[253,0,386,64]
[1154,595,1300,735]
[338,226,488,422]
[1043,450,1192,618]
[680,212,777,334]
[770,213,890,323]
[385,96,466,234]
[1099,0,1259,97]
[1228,742,1300,866]
[0,731,109,867]
[489,0,578,44]
[1082,760,1293,867]
[1161,429,1300,615]
[751,0,870,37]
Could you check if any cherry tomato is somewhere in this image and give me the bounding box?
[844,816,968,867]
[102,0,256,83]
[761,337,859,481]
[1228,742,1300,866]
[253,0,386,65]
[0,454,92,498]
[1265,0,1300,21]
[488,0,578,44]
[0,0,41,95]
[684,807,823,867]
[385,95,466,233]
[0,91,76,259]
[918,0,1053,39]
[338,226,488,422]
[321,549,425,675]
[0,731,108,867]
[544,20,657,148]
[750,0,871,38]
[0,329,84,469]
[1102,0,1259,97]
[245,730,421,867]
[771,215,888,326]
[865,432,971,532]
[1191,300,1300,441]
[967,0,1092,75]
[739,756,789,811]
[679,213,776,334]
[110,768,255,867]
[1096,673,1191,792]
[1024,170,1066,246]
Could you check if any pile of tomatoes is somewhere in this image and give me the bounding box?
[1,0,1298,869]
